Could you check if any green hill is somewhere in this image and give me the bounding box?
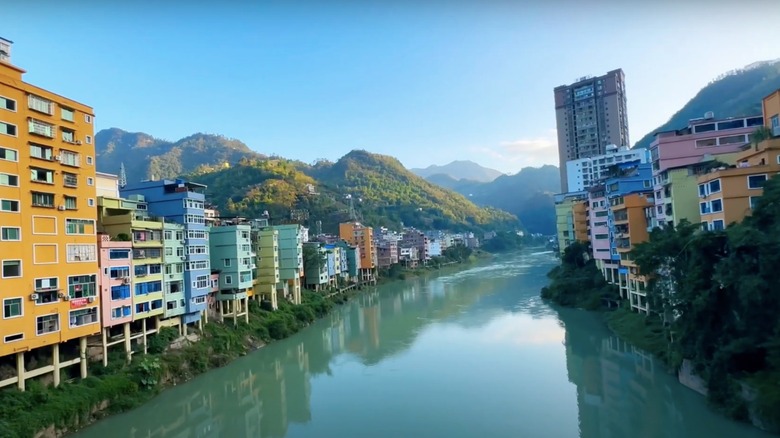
[95,128,265,179]
[186,150,518,234]
[633,59,780,149]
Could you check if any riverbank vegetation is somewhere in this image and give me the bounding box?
[0,292,347,438]
[542,176,780,433]
[540,241,619,310]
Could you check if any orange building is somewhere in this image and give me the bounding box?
[697,90,780,229]
[572,201,589,243]
[0,38,98,389]
[338,221,376,282]
[611,192,653,313]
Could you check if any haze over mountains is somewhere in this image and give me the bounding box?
[410,160,504,182]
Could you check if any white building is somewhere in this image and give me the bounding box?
[566,145,649,192]
[426,239,442,258]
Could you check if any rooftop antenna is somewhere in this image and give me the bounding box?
[118,162,127,188]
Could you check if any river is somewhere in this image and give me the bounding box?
[73,250,771,438]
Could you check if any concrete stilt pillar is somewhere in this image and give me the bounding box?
[52,343,61,387]
[16,351,25,391]
[79,337,87,379]
[142,318,148,355]
[198,315,203,331]
[245,297,249,324]
[233,299,238,326]
[124,322,132,363]
[102,328,109,367]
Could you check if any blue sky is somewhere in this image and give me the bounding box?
[3,1,778,174]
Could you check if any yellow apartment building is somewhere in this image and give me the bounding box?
[697,90,780,228]
[611,192,652,313]
[338,221,377,283]
[0,38,99,389]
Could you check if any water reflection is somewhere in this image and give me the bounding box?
[74,251,768,438]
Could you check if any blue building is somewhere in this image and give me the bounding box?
[120,179,209,326]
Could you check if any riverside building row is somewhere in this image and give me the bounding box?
[0,39,366,390]
[553,86,780,315]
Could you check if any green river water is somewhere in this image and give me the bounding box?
[72,250,771,437]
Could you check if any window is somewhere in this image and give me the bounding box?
[187,230,207,239]
[185,214,205,225]
[85,114,93,124]
[719,134,747,145]
[69,308,98,328]
[695,138,717,148]
[165,247,173,256]
[4,333,23,343]
[66,244,97,262]
[35,277,58,291]
[149,264,162,274]
[2,260,21,277]
[750,196,762,210]
[0,146,18,161]
[3,199,21,213]
[88,198,94,207]
[594,234,609,240]
[708,179,721,194]
[109,266,130,278]
[191,296,206,305]
[1,227,20,240]
[176,230,184,240]
[61,107,74,122]
[186,260,209,271]
[151,299,162,310]
[31,192,55,207]
[239,271,252,283]
[0,173,18,187]
[184,199,205,209]
[0,96,16,111]
[64,196,77,210]
[28,119,54,137]
[136,302,150,314]
[187,245,208,255]
[748,174,767,189]
[710,220,725,231]
[32,280,59,304]
[87,177,94,186]
[65,219,94,235]
[28,143,52,161]
[36,314,59,335]
[225,275,233,284]
[111,306,131,319]
[60,150,80,167]
[28,95,53,115]
[176,247,184,257]
[711,199,723,213]
[63,172,78,187]
[164,230,173,240]
[110,284,131,300]
[193,275,209,289]
[3,298,22,318]
[85,135,92,144]
[68,275,96,298]
[0,121,17,136]
[86,156,93,165]
[30,168,54,183]
[223,258,231,267]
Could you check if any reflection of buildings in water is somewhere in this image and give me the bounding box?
[563,314,683,438]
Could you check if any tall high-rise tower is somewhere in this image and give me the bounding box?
[554,69,629,190]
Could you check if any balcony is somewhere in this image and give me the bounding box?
[29,119,55,138]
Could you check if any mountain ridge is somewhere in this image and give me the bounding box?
[410,160,504,182]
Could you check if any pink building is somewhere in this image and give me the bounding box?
[587,185,618,282]
[97,233,133,328]
[649,114,763,226]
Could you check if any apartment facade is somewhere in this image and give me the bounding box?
[554,192,588,255]
[339,221,377,281]
[554,69,629,189]
[162,222,186,320]
[566,145,648,192]
[274,223,304,305]
[209,222,254,323]
[1,38,99,388]
[119,179,209,325]
[610,192,653,313]
[252,220,279,310]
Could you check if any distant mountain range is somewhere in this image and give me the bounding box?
[95,130,517,233]
[422,165,561,235]
[633,59,780,149]
[410,160,503,182]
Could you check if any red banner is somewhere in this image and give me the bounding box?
[70,298,88,309]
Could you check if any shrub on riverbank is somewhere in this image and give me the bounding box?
[540,241,618,310]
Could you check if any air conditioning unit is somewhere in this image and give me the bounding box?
[75,140,82,145]
[63,295,70,301]
[58,205,66,211]
[87,296,95,303]
[53,155,61,161]
[30,293,39,301]
[122,277,131,284]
